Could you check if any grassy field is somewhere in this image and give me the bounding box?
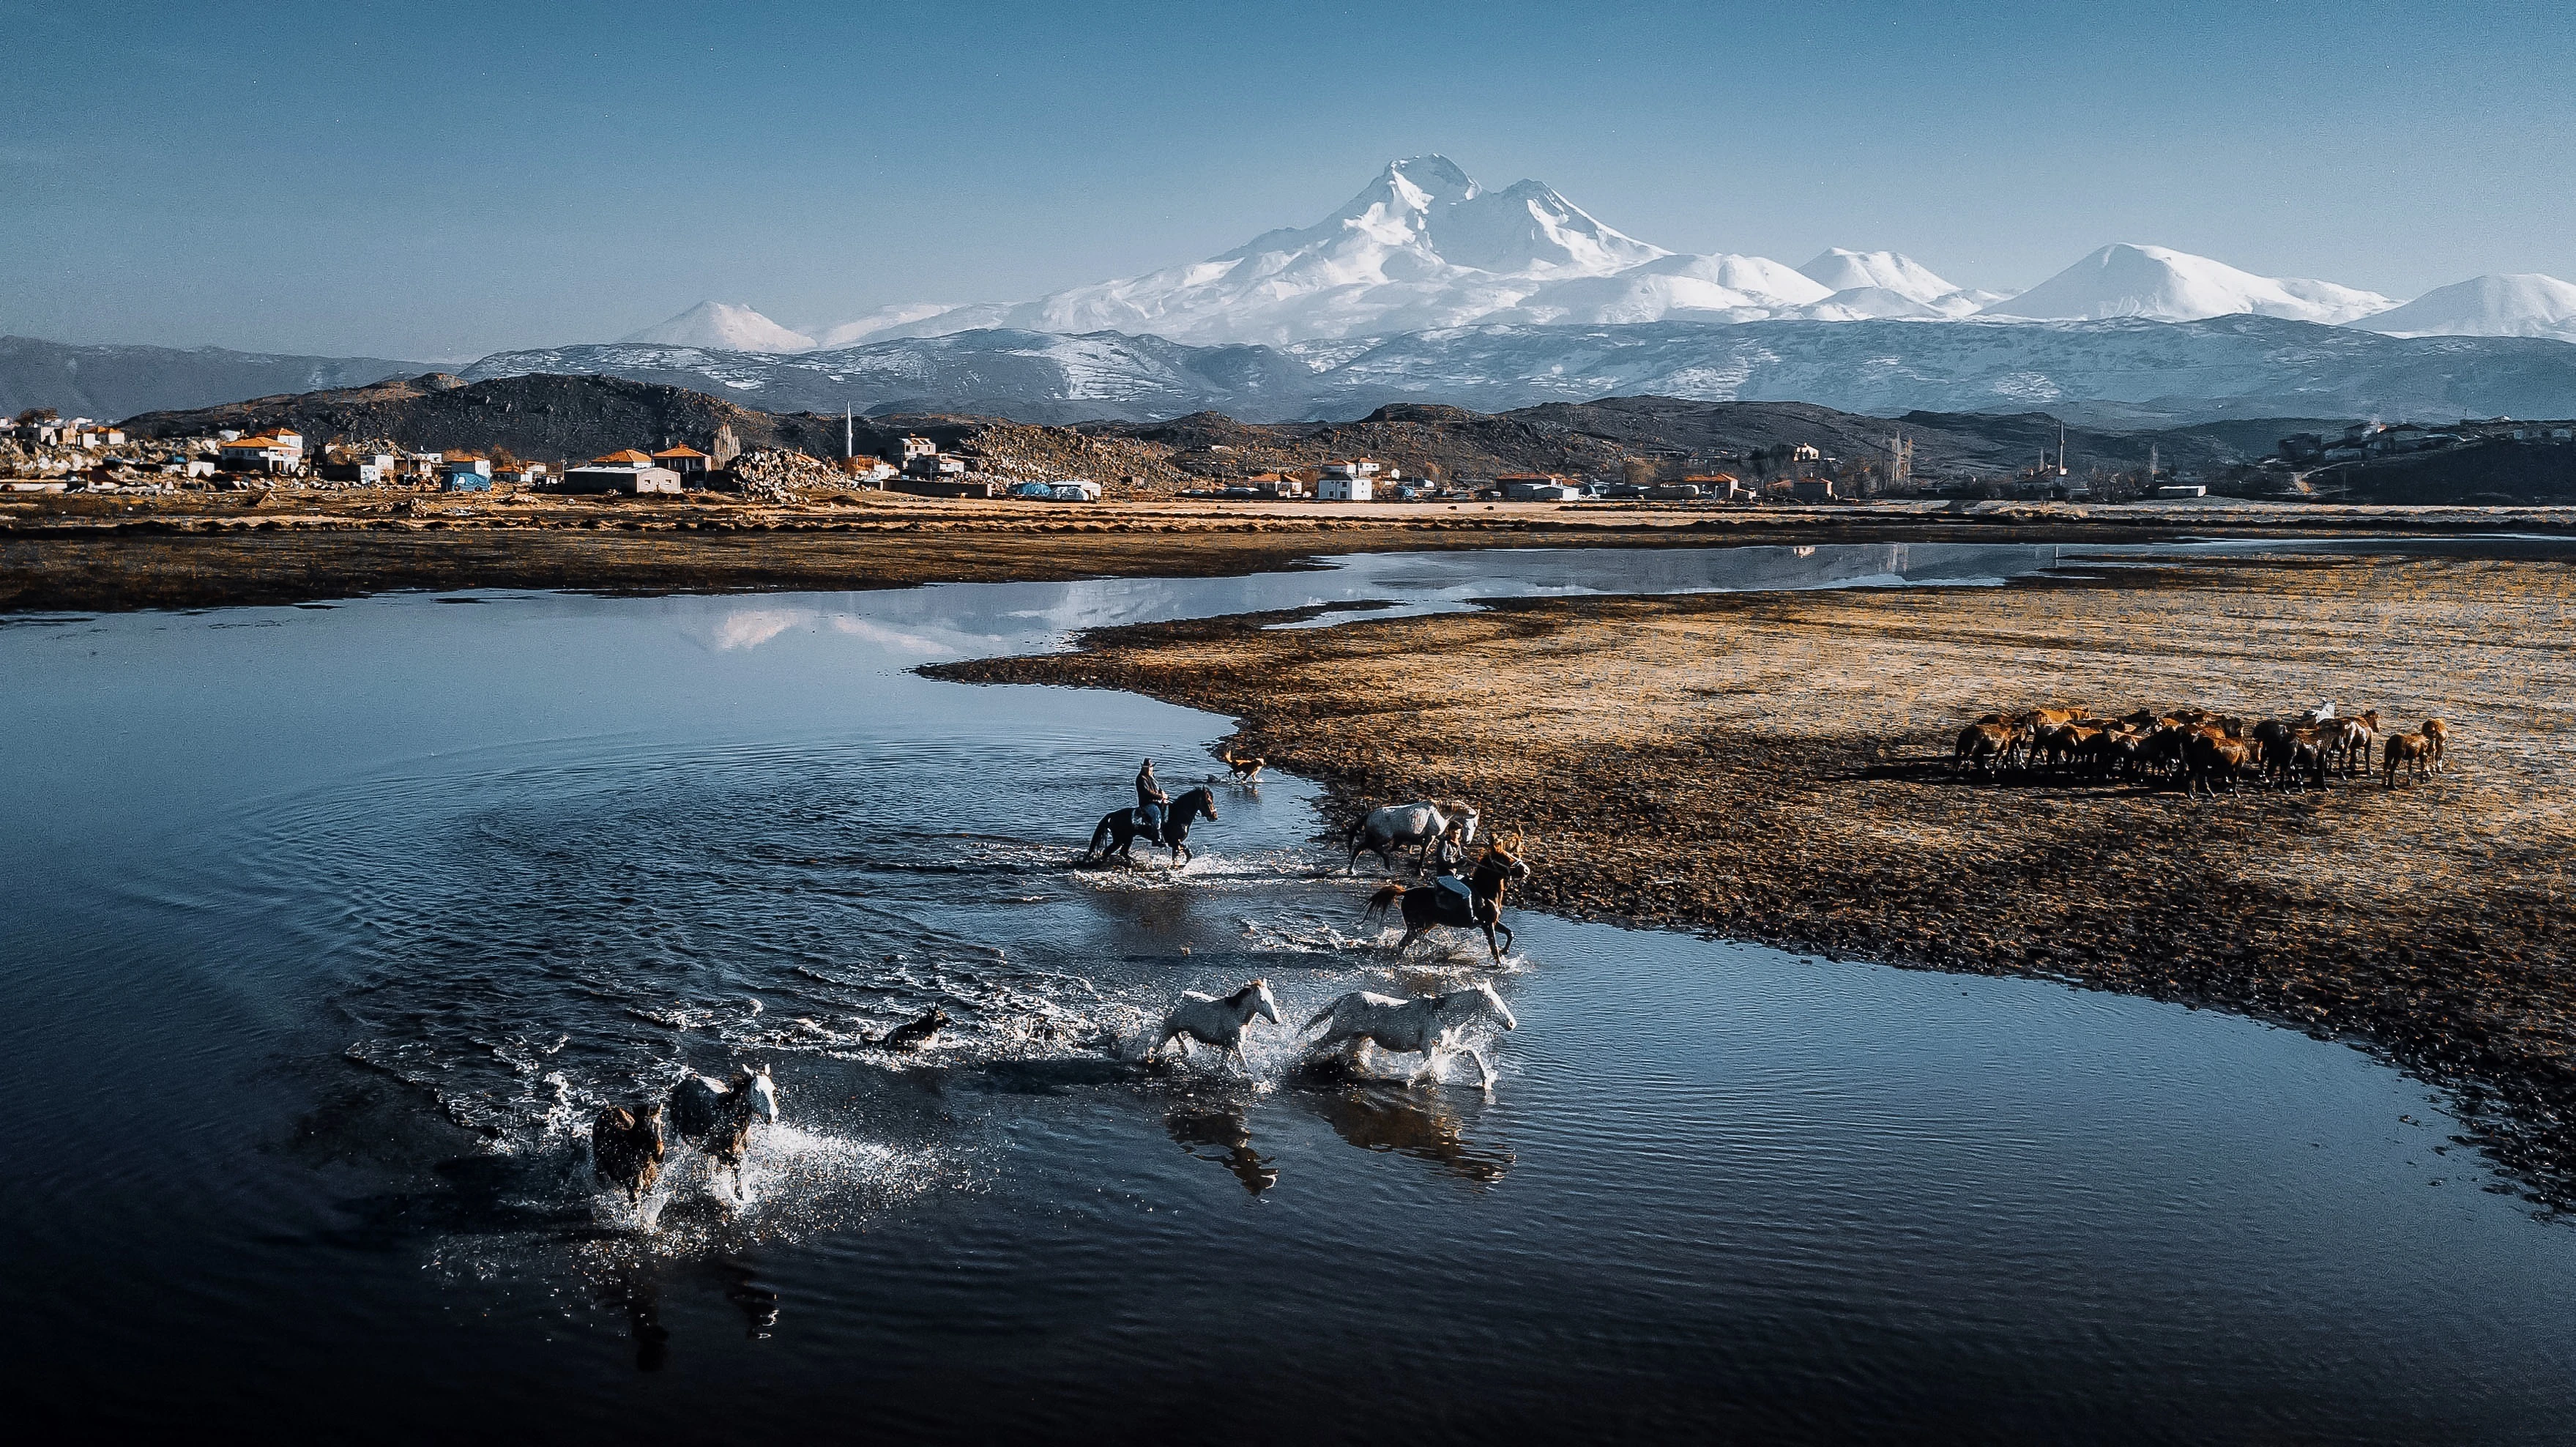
[936,549,2576,1202]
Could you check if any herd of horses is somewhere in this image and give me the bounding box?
[591,785,1531,1211]
[1952,704,2455,797]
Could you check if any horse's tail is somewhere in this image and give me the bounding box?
[1299,997,1343,1034]
[1086,814,1114,857]
[1362,882,1404,924]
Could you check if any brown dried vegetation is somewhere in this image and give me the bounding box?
[937,554,2576,1199]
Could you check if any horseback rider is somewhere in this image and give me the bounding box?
[1430,819,1474,907]
[1135,759,1170,839]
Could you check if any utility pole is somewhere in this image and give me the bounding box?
[844,404,852,461]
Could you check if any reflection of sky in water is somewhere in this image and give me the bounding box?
[13,535,2576,1435]
[700,543,2071,652]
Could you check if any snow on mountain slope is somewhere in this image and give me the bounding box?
[2357,273,2576,342]
[1501,252,1831,324]
[1986,244,2394,324]
[464,315,2576,428]
[621,302,816,353]
[814,303,970,347]
[1797,249,1957,303]
[904,155,1672,346]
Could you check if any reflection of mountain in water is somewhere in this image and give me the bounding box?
[1302,1084,1514,1184]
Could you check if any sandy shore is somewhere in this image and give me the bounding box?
[6,486,2573,613]
[932,549,2576,1202]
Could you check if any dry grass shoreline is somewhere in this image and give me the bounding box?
[5,486,2574,614]
[930,551,2576,1203]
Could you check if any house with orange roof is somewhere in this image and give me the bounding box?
[217,434,304,475]
[651,444,708,475]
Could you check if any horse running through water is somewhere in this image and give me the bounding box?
[1362,833,1530,967]
[1143,979,1280,1071]
[1085,786,1219,866]
[591,1101,667,1206]
[1299,981,1519,1091]
[1346,800,1479,875]
[667,1064,780,1201]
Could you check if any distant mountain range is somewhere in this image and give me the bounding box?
[455,315,2576,427]
[617,155,2571,348]
[10,155,2575,427]
[0,335,427,420]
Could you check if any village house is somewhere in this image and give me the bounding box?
[217,431,305,475]
[651,444,708,476]
[1317,460,1377,502]
[1495,472,1582,502]
[559,448,681,494]
[16,416,91,446]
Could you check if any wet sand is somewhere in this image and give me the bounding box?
[5,486,2572,613]
[932,551,2576,1200]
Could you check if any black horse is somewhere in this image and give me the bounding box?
[1084,786,1218,866]
[1360,834,1531,967]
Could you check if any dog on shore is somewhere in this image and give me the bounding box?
[868,1006,951,1052]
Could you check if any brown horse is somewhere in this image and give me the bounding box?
[1954,722,2020,775]
[2383,732,2434,786]
[592,1101,667,1206]
[1364,833,1530,967]
[2185,732,2257,797]
[2421,717,2451,772]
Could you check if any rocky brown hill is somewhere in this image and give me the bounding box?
[116,371,2331,493]
[1090,398,2331,483]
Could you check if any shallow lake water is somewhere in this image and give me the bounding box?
[7,541,2576,1440]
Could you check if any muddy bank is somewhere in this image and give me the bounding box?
[7,488,2573,614]
[931,552,2576,1201]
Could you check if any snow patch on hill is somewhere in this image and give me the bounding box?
[1984,244,2394,324]
[2357,273,2576,343]
[620,302,816,353]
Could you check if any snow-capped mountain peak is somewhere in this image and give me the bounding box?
[2357,273,2576,343]
[1797,248,1959,304]
[619,302,816,353]
[610,163,2575,353]
[1984,243,2394,324]
[832,156,1674,347]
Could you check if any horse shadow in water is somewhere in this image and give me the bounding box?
[1285,1074,1514,1184]
[592,1255,782,1373]
[1165,1101,1278,1195]
[1083,786,1219,866]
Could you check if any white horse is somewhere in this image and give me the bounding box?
[667,1063,781,1199]
[1299,981,1517,1090]
[1144,979,1280,1071]
[1345,800,1479,876]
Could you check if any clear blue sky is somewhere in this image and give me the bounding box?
[5,0,2569,358]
